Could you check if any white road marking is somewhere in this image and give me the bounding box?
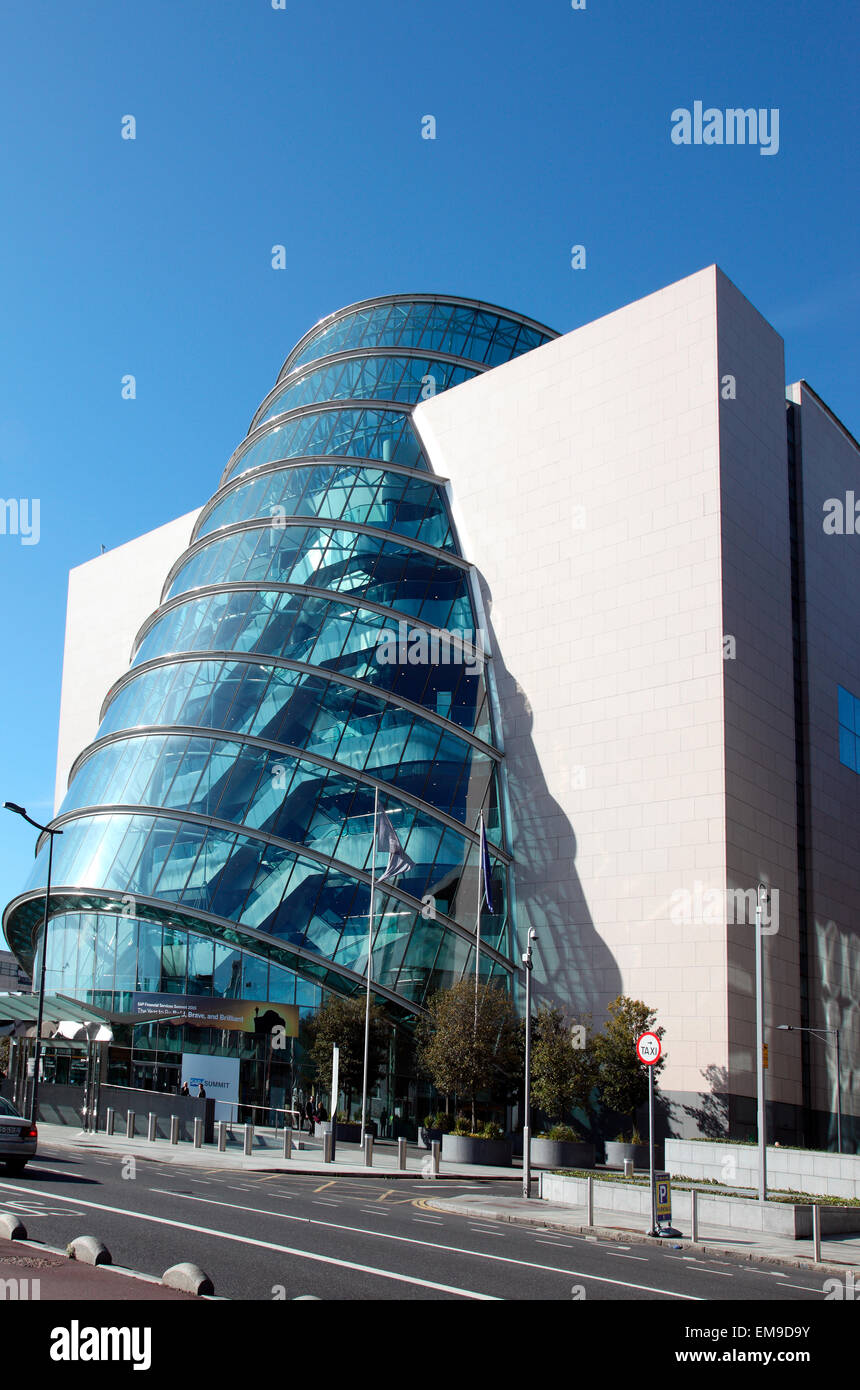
[782,1282,826,1294]
[468,1226,506,1237]
[608,1253,648,1262]
[5,1178,704,1300]
[536,1239,572,1248]
[692,1268,733,1277]
[312,1200,340,1207]
[0,1179,496,1300]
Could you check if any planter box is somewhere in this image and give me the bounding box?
[531,1137,595,1169]
[419,1126,444,1149]
[603,1141,652,1170]
[540,1172,860,1237]
[665,1139,860,1200]
[442,1134,512,1167]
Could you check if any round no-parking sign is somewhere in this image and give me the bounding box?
[636,1031,662,1065]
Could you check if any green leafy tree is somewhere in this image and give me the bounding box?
[593,996,665,1137]
[304,994,388,1118]
[417,980,520,1131]
[530,1005,598,1125]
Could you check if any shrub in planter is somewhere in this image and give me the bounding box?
[531,1123,596,1170]
[419,1111,453,1148]
[442,1120,513,1167]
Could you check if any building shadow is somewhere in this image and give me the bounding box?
[480,587,623,1024]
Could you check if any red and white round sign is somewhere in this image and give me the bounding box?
[636,1031,662,1065]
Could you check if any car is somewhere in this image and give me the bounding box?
[0,1095,37,1174]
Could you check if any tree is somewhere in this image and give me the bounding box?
[593,996,666,1137]
[417,980,520,1131]
[530,1005,598,1126]
[304,994,388,1118]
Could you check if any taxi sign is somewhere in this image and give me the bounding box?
[636,1031,662,1065]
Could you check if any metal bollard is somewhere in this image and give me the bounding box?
[363,1134,373,1167]
[397,1137,407,1170]
[170,1115,180,1145]
[586,1174,594,1226]
[283,1127,292,1159]
[431,1139,441,1174]
[691,1188,698,1242]
[126,1111,135,1140]
[106,1107,115,1136]
[244,1123,254,1156]
[147,1112,157,1142]
[812,1204,821,1262]
[218,1120,227,1152]
[193,1117,203,1149]
[323,1131,333,1163]
[623,1158,634,1177]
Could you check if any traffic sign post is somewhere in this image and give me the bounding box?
[636,1032,662,1236]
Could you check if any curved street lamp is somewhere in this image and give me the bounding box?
[4,803,63,1125]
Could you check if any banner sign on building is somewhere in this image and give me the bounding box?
[132,992,299,1036]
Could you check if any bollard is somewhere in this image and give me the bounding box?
[363,1134,373,1167]
[147,1113,157,1142]
[126,1111,135,1140]
[283,1128,292,1160]
[106,1107,115,1136]
[397,1137,407,1170]
[812,1204,821,1262]
[586,1174,594,1226]
[218,1120,227,1152]
[323,1131,333,1163]
[623,1158,634,1177]
[170,1115,180,1145]
[691,1188,698,1242]
[193,1117,203,1149]
[244,1124,254,1156]
[431,1139,441,1174]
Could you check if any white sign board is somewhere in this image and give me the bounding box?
[181,1053,240,1120]
[636,1031,662,1065]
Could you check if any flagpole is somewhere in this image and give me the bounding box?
[474,810,483,1031]
[360,785,379,1145]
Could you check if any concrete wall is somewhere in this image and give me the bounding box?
[667,1137,860,1201]
[540,1169,860,1235]
[415,265,814,1137]
[54,508,201,811]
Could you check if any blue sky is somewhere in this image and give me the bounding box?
[0,0,857,936]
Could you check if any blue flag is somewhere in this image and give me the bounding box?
[480,816,494,913]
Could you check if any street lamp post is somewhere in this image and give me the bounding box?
[778,1023,843,1154]
[522,928,537,1200]
[4,803,63,1126]
[754,883,768,1203]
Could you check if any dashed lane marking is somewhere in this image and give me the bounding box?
[4,1179,704,1299]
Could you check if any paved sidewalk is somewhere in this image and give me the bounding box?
[31,1122,520,1181]
[0,1236,197,1301]
[426,1192,860,1277]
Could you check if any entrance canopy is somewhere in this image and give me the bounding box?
[0,992,116,1041]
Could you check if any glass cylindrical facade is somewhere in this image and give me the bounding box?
[3,294,555,1103]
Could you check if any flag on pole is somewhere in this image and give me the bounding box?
[479,815,494,913]
[375,807,414,883]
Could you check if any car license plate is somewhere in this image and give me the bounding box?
[0,1125,20,1136]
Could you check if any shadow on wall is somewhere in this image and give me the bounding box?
[481,592,623,1022]
[684,1064,730,1138]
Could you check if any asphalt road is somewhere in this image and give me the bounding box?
[0,1144,833,1302]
